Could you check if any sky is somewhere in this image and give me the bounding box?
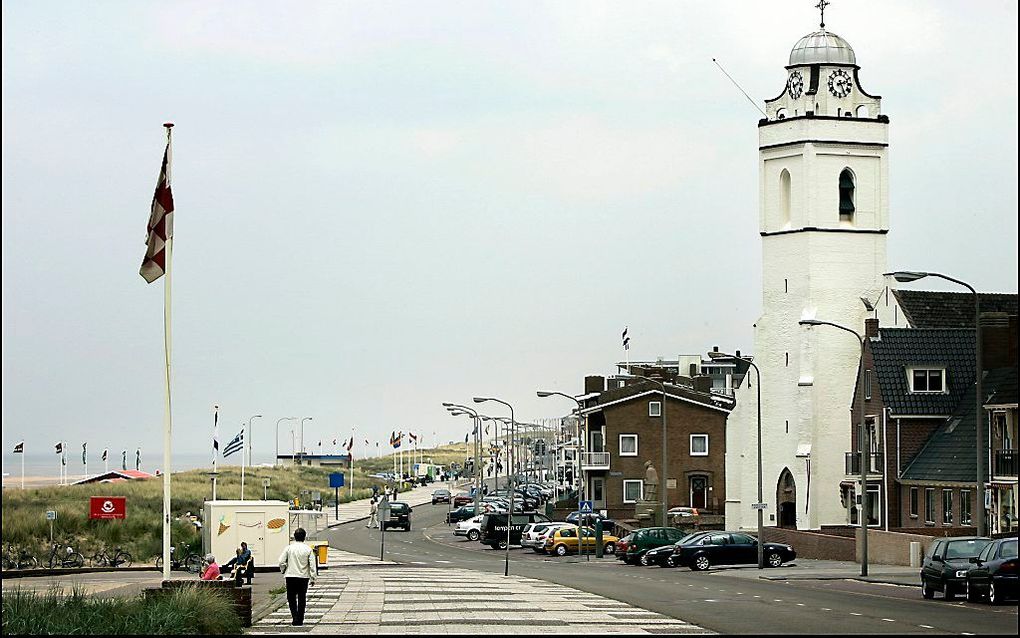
[3,1,1017,464]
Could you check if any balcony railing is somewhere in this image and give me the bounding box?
[845,452,882,476]
[994,449,1017,477]
[580,451,610,470]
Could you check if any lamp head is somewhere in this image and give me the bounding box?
[472,397,487,404]
[441,402,454,407]
[706,350,731,360]
[884,270,929,283]
[799,319,823,326]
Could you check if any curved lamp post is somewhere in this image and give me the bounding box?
[299,417,313,460]
[800,318,869,576]
[275,417,296,467]
[708,351,764,569]
[443,402,483,511]
[474,396,515,577]
[537,390,591,560]
[241,414,262,499]
[886,270,985,536]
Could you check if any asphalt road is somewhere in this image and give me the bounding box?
[321,502,1018,635]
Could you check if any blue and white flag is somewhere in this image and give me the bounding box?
[223,428,244,458]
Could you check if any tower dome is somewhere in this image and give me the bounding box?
[789,30,856,65]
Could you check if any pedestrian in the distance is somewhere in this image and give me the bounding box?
[367,496,379,528]
[278,528,318,626]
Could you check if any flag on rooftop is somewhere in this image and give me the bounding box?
[223,429,244,458]
[140,139,175,283]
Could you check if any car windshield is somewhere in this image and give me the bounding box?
[944,539,991,559]
[389,503,409,512]
[999,539,1018,559]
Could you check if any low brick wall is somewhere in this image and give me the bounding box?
[146,579,252,627]
[762,528,856,561]
[861,527,977,566]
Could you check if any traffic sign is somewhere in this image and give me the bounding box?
[751,503,768,510]
[45,510,57,520]
[579,500,594,514]
[89,497,127,520]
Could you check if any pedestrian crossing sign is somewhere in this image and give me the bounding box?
[579,500,594,514]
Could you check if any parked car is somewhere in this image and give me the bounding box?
[965,537,1018,604]
[479,512,551,549]
[565,511,616,531]
[452,493,473,507]
[446,504,483,524]
[432,489,452,505]
[382,501,412,531]
[644,532,711,567]
[920,536,992,600]
[454,515,485,542]
[521,522,572,551]
[673,531,795,571]
[544,526,619,557]
[623,527,689,566]
[615,534,634,561]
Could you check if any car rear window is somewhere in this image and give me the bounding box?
[944,539,990,559]
[999,539,1018,559]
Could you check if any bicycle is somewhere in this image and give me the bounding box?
[3,544,39,570]
[47,542,85,569]
[90,546,133,568]
[154,546,203,573]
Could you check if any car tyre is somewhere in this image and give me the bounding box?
[691,554,710,572]
[468,530,480,542]
[555,544,568,557]
[989,581,1003,605]
[640,552,653,567]
[767,552,782,568]
[604,542,616,555]
[665,555,679,568]
[966,579,982,603]
[921,577,935,599]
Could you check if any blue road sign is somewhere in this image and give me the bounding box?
[579,500,594,514]
[329,472,345,488]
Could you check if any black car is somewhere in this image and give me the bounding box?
[920,536,992,600]
[965,537,1017,604]
[382,501,412,531]
[479,512,551,549]
[673,531,795,571]
[565,511,616,531]
[446,504,482,524]
[432,489,452,505]
[644,532,711,567]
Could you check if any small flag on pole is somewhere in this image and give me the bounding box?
[140,138,175,283]
[223,429,244,458]
[13,442,24,454]
[82,443,87,465]
[102,449,108,462]
[122,450,127,470]
[135,449,141,470]
[345,437,354,452]
[55,442,63,454]
[213,406,220,461]
[622,327,630,351]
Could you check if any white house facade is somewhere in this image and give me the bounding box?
[725,26,892,530]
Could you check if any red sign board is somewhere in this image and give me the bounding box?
[89,497,127,520]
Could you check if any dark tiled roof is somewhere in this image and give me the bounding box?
[894,290,1018,328]
[900,385,978,483]
[587,379,732,412]
[984,366,1018,407]
[871,328,975,416]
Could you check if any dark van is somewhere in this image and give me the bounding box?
[480,512,551,549]
[382,501,412,531]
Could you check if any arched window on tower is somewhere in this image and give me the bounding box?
[839,168,856,223]
[780,169,792,227]
[856,105,870,118]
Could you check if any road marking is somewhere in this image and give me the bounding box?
[821,608,831,611]
[919,625,933,629]
[850,612,862,616]
[796,603,805,607]
[881,619,895,622]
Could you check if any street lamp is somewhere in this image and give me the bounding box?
[537,390,590,559]
[708,350,764,569]
[299,417,313,459]
[443,402,483,510]
[800,318,870,576]
[474,396,516,577]
[241,414,262,500]
[886,270,986,536]
[619,375,669,525]
[275,417,296,467]
[481,415,508,491]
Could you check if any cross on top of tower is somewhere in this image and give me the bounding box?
[815,0,831,29]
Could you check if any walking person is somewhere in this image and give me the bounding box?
[278,528,318,626]
[367,496,379,528]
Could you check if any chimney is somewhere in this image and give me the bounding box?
[735,350,741,359]
[865,317,880,338]
[980,313,1014,370]
[584,375,606,395]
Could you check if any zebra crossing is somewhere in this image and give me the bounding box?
[249,549,709,635]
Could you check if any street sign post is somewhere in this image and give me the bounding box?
[46,510,56,543]
[579,500,594,514]
[262,476,271,500]
[751,503,768,510]
[378,496,390,561]
[329,473,345,520]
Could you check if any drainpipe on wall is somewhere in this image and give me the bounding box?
[882,407,889,531]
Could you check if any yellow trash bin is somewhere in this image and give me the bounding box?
[306,540,329,567]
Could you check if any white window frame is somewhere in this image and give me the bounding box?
[690,434,709,457]
[924,488,936,525]
[619,434,638,457]
[908,367,947,394]
[942,489,953,526]
[648,401,662,417]
[960,489,972,525]
[622,479,643,504]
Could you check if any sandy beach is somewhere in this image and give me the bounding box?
[2,475,78,489]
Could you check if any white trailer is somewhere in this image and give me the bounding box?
[203,500,290,569]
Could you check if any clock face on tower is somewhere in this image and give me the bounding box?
[828,69,852,98]
[788,71,804,99]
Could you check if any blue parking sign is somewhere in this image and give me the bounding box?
[579,500,594,514]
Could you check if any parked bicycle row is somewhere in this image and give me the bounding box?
[1,541,204,572]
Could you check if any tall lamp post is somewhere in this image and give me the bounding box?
[800,318,870,576]
[708,350,764,569]
[299,417,313,462]
[474,396,516,576]
[443,403,483,510]
[241,414,262,500]
[537,390,589,559]
[622,375,669,525]
[886,270,985,536]
[275,417,296,467]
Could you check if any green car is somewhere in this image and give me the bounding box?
[623,527,690,566]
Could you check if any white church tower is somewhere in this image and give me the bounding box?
[725,9,890,530]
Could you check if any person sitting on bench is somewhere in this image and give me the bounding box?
[221,542,254,585]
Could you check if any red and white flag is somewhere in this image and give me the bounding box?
[140,140,174,283]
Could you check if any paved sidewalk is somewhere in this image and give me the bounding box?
[718,559,920,587]
[323,480,468,528]
[249,549,710,635]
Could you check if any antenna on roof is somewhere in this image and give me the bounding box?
[712,58,767,118]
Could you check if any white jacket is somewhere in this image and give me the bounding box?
[278,541,318,582]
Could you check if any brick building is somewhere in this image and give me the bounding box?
[843,290,1018,533]
[576,374,734,523]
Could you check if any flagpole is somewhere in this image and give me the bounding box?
[212,407,219,501]
[240,426,247,501]
[160,122,174,583]
[21,446,25,490]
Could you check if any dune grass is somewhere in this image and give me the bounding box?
[2,584,242,635]
[0,445,468,564]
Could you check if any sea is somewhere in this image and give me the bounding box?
[1,451,279,482]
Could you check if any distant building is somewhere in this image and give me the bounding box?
[614,354,750,397]
[72,469,155,485]
[276,452,351,469]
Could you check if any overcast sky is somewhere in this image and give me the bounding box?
[3,1,1017,462]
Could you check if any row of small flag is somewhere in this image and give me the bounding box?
[13,442,141,469]
[388,431,423,449]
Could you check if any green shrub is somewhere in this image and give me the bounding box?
[2,585,242,635]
